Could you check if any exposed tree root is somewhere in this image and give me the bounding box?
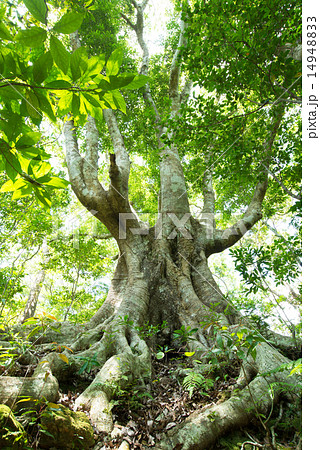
[0,261,301,449]
[158,344,300,449]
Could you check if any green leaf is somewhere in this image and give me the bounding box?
[4,151,22,180]
[12,185,32,199]
[27,325,42,339]
[42,176,69,188]
[45,80,72,89]
[123,74,149,90]
[36,91,56,122]
[32,160,51,178]
[70,47,87,81]
[50,35,70,75]
[26,90,41,119]
[15,27,47,47]
[33,52,53,84]
[111,90,126,114]
[0,179,15,192]
[84,55,104,78]
[81,93,102,121]
[34,187,52,209]
[106,48,123,76]
[216,334,224,349]
[16,133,41,149]
[156,351,165,360]
[1,115,23,142]
[2,50,17,78]
[52,12,84,34]
[99,74,149,93]
[99,75,135,91]
[57,91,72,115]
[0,22,13,40]
[0,85,23,100]
[72,93,80,115]
[23,0,48,24]
[185,352,195,357]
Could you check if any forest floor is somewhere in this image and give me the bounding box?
[41,354,298,450]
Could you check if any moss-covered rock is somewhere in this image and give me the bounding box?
[40,403,95,449]
[0,404,28,449]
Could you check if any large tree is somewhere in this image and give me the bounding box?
[0,0,302,448]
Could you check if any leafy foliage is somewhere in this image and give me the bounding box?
[0,0,148,207]
[182,371,214,398]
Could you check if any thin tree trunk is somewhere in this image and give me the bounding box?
[21,238,49,322]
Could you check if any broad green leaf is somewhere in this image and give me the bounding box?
[1,115,22,141]
[102,93,116,109]
[216,334,224,349]
[99,75,134,91]
[16,132,41,147]
[45,80,72,89]
[33,52,53,84]
[23,0,48,24]
[52,12,84,34]
[36,91,56,122]
[2,51,17,78]
[81,93,102,121]
[20,147,49,160]
[27,325,42,339]
[15,27,47,47]
[4,152,22,180]
[58,91,72,115]
[84,55,104,79]
[82,92,100,108]
[32,160,51,178]
[123,74,149,90]
[106,48,123,76]
[71,93,81,118]
[50,35,70,75]
[71,47,88,81]
[0,22,13,40]
[0,85,23,100]
[12,186,32,199]
[34,187,52,209]
[0,179,15,192]
[111,90,126,114]
[26,90,41,119]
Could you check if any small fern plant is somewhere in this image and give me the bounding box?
[182,372,214,398]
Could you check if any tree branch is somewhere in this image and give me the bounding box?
[103,109,130,201]
[261,164,302,200]
[169,19,188,116]
[205,107,285,255]
[127,0,160,123]
[201,150,216,226]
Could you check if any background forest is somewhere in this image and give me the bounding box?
[0,0,302,449]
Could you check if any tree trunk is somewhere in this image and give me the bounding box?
[21,237,49,322]
[0,229,301,448]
